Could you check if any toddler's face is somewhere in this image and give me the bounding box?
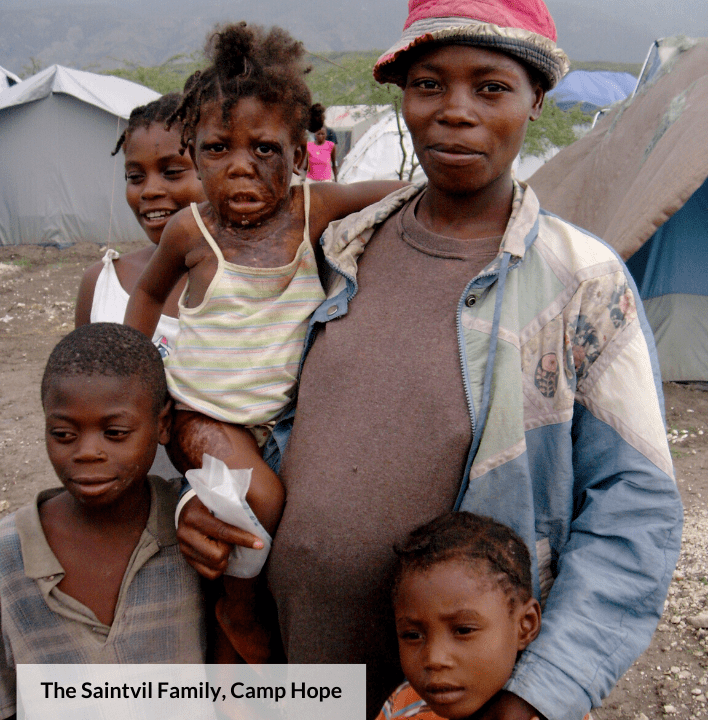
[190,97,305,229]
[44,375,169,510]
[402,45,544,202]
[394,558,539,719]
[124,124,205,245]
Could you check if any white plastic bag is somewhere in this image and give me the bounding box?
[185,454,272,578]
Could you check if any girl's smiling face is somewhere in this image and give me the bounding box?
[190,97,305,229]
[402,45,544,203]
[124,123,205,245]
[394,558,541,719]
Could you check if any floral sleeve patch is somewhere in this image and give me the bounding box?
[535,352,559,398]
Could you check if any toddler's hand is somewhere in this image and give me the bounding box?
[177,495,264,580]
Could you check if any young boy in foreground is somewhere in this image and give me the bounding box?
[0,323,206,720]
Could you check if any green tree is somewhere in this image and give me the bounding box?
[522,98,591,158]
[307,51,419,180]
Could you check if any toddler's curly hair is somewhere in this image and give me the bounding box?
[392,511,533,611]
[171,22,322,148]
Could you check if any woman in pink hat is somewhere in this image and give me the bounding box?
[177,2,681,720]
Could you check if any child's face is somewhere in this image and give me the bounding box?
[44,375,170,509]
[124,123,206,245]
[314,128,327,144]
[394,559,540,719]
[402,45,544,201]
[190,97,305,229]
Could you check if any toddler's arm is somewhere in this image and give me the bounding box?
[308,180,409,243]
[124,210,192,337]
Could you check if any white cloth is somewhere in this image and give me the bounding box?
[91,248,179,357]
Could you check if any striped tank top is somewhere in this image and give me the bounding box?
[165,184,325,425]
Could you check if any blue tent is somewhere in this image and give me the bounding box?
[547,70,637,113]
[626,177,708,382]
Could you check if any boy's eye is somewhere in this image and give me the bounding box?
[453,625,477,637]
[49,429,75,442]
[104,428,131,440]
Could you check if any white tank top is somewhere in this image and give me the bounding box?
[90,249,180,358]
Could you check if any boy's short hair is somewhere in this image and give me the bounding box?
[392,511,533,608]
[41,323,168,416]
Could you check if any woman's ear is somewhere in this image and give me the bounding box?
[529,87,545,122]
[516,597,542,650]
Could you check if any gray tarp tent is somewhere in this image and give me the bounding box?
[0,66,20,91]
[529,37,708,382]
[0,65,159,247]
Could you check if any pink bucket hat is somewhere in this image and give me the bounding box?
[374,0,569,89]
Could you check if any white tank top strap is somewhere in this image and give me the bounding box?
[190,202,224,263]
[302,182,311,243]
[102,248,120,266]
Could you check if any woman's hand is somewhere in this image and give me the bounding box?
[176,495,264,580]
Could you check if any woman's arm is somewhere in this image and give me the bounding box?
[331,144,338,183]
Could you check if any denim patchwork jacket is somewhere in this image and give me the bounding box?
[264,180,683,720]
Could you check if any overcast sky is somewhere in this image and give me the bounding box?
[5,0,708,68]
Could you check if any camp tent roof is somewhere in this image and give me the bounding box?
[0,65,159,119]
[0,66,20,91]
[547,70,637,112]
[529,36,708,261]
[0,66,160,247]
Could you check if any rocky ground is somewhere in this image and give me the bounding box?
[1,242,707,719]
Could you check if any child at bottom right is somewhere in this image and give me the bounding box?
[379,512,589,720]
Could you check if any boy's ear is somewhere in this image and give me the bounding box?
[187,141,200,179]
[156,399,172,446]
[529,87,545,122]
[516,597,542,650]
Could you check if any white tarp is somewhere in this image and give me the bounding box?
[339,110,426,183]
[0,65,20,91]
[0,65,158,118]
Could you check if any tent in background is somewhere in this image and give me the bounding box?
[324,105,389,158]
[0,66,20,91]
[529,37,708,382]
[339,109,426,183]
[547,70,637,113]
[0,65,159,247]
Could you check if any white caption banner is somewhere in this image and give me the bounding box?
[18,663,366,720]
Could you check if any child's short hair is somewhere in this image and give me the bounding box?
[171,22,321,148]
[392,511,533,609]
[112,92,184,156]
[41,323,168,416]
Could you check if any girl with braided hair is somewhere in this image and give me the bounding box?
[124,21,406,664]
[75,93,206,357]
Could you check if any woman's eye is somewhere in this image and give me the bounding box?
[480,82,506,93]
[411,78,439,90]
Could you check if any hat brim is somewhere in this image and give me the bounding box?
[374,18,569,89]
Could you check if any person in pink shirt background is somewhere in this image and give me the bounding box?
[307,124,338,181]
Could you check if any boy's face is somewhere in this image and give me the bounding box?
[44,375,170,509]
[124,123,206,246]
[190,97,305,229]
[402,45,544,201]
[394,558,540,719]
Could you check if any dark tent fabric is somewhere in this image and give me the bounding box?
[529,37,708,382]
[547,70,637,112]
